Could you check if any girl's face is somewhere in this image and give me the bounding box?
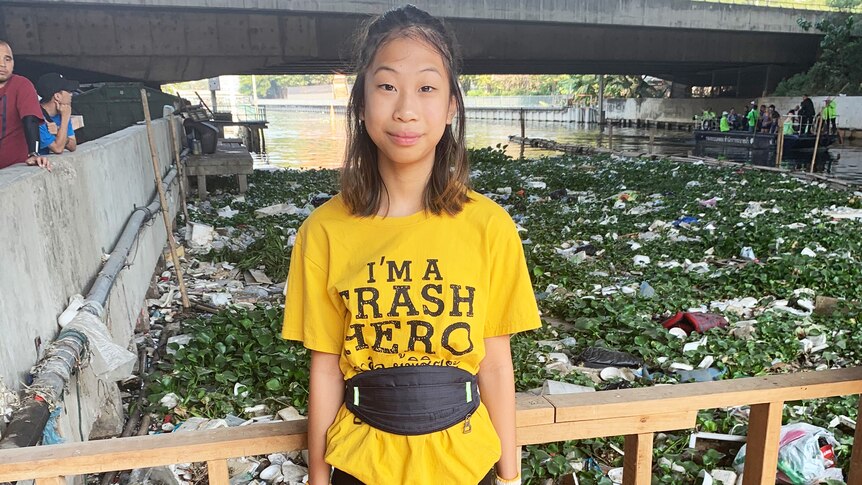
[363,36,456,172]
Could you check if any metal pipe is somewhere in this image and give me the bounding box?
[86,168,176,307]
[0,167,178,451]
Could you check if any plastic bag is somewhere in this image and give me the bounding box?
[578,347,643,369]
[734,423,844,484]
[662,312,728,335]
[65,307,136,382]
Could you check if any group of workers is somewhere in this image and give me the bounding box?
[702,95,839,136]
[0,40,80,172]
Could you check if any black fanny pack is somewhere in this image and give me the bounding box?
[344,366,479,436]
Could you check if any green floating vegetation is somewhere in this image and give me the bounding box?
[154,147,861,484]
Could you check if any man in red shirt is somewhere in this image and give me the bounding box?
[0,40,51,171]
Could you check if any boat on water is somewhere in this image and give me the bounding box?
[693,130,838,151]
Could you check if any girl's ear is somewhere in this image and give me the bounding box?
[447,95,456,125]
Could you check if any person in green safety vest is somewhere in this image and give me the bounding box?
[746,102,758,132]
[719,111,730,132]
[783,110,795,135]
[823,98,837,134]
[701,107,717,130]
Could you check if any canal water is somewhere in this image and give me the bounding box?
[254,108,862,184]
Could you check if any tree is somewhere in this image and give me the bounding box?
[460,74,666,98]
[774,0,862,95]
[238,75,336,98]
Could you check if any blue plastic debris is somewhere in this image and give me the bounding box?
[676,368,724,383]
[42,406,64,445]
[639,281,656,299]
[673,216,699,227]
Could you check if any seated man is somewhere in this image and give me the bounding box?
[0,40,50,170]
[727,108,740,130]
[36,72,79,154]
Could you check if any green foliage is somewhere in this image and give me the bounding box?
[148,305,310,417]
[461,75,668,98]
[157,147,860,483]
[698,0,861,11]
[208,225,294,283]
[238,75,339,98]
[468,148,861,483]
[775,0,862,95]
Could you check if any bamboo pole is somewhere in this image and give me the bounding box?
[194,91,215,118]
[141,90,191,310]
[775,117,784,168]
[649,126,656,155]
[168,116,190,224]
[608,123,614,151]
[810,115,824,173]
[520,108,526,159]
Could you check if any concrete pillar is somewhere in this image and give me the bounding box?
[763,65,774,97]
[670,82,691,99]
[598,74,606,125]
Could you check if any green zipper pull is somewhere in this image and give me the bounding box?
[463,413,472,434]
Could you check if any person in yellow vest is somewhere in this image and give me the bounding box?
[783,110,796,135]
[719,111,730,132]
[824,98,837,134]
[701,107,716,130]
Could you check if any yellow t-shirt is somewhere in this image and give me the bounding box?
[282,191,541,485]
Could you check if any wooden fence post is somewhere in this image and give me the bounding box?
[622,433,654,485]
[649,126,656,155]
[847,396,862,485]
[742,401,784,485]
[207,459,230,485]
[35,478,64,485]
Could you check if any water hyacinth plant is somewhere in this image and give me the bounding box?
[149,147,861,484]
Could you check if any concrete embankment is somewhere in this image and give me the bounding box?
[0,119,179,441]
[259,103,600,124]
[259,96,862,130]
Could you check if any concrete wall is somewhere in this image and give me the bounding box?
[606,96,862,129]
[0,118,180,441]
[466,107,599,124]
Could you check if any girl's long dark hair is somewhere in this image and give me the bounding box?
[340,5,470,217]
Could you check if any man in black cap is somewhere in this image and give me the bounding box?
[36,72,79,155]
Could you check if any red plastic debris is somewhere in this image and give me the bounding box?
[662,312,728,335]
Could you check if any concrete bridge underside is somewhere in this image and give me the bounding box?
[2,1,828,96]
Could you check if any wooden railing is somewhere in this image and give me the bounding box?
[1,367,860,485]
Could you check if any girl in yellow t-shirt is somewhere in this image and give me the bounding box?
[282,5,541,485]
